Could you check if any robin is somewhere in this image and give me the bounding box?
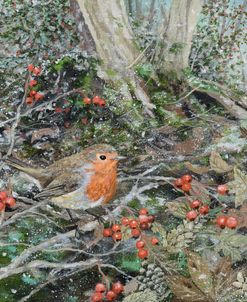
[4,144,124,211]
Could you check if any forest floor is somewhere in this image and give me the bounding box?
[0,1,247,302]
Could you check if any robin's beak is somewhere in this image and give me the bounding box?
[113,156,126,160]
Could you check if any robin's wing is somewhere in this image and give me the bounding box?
[51,186,104,210]
[35,172,82,199]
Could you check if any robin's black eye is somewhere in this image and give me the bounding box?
[99,155,106,160]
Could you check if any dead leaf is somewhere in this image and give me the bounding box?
[229,167,247,207]
[186,251,214,299]
[185,162,209,175]
[240,127,247,138]
[190,180,210,202]
[173,128,204,155]
[166,275,209,302]
[209,151,232,173]
[30,127,60,143]
[166,198,190,218]
[213,257,236,296]
[123,279,139,295]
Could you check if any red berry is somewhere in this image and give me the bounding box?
[25,97,33,105]
[129,219,139,229]
[139,208,148,215]
[0,202,5,212]
[27,64,34,72]
[181,174,192,183]
[138,215,149,223]
[83,97,91,105]
[216,216,227,228]
[226,216,238,229]
[98,99,106,107]
[33,67,41,76]
[182,183,192,192]
[29,80,37,87]
[91,292,103,302]
[0,191,8,201]
[106,290,117,301]
[112,282,124,294]
[92,96,101,105]
[112,224,121,232]
[5,197,16,208]
[140,222,149,230]
[103,228,112,237]
[95,283,106,293]
[30,90,37,96]
[64,122,70,128]
[136,240,145,249]
[199,205,209,215]
[138,248,148,259]
[147,215,155,223]
[112,232,122,241]
[55,107,63,113]
[131,228,141,238]
[121,217,129,226]
[186,210,198,221]
[190,199,202,209]
[174,178,183,187]
[34,93,44,101]
[151,237,159,245]
[217,185,228,195]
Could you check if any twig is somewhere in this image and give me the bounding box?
[0,201,48,228]
[6,72,30,156]
[0,89,82,127]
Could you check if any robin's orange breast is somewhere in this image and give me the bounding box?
[86,168,117,204]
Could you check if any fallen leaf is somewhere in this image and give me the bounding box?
[212,229,247,262]
[30,127,60,143]
[209,151,232,173]
[123,290,158,302]
[185,162,209,175]
[213,256,236,296]
[186,251,214,299]
[173,128,205,155]
[229,167,247,207]
[166,275,209,302]
[166,198,190,219]
[190,180,210,202]
[123,279,139,295]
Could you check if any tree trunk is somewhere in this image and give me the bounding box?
[157,0,202,73]
[73,0,155,116]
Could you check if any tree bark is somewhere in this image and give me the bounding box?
[157,0,203,73]
[73,0,155,116]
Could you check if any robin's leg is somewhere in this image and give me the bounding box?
[66,209,81,240]
[85,209,105,224]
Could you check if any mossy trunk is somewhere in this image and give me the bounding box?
[72,0,155,116]
[157,0,202,73]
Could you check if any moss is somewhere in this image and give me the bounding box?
[53,56,74,72]
[118,253,141,272]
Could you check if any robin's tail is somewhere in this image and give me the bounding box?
[4,157,46,181]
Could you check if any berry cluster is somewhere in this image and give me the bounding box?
[103,208,158,259]
[26,64,43,105]
[0,191,16,211]
[83,95,106,107]
[91,281,124,302]
[174,174,192,192]
[186,199,210,221]
[216,215,238,229]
